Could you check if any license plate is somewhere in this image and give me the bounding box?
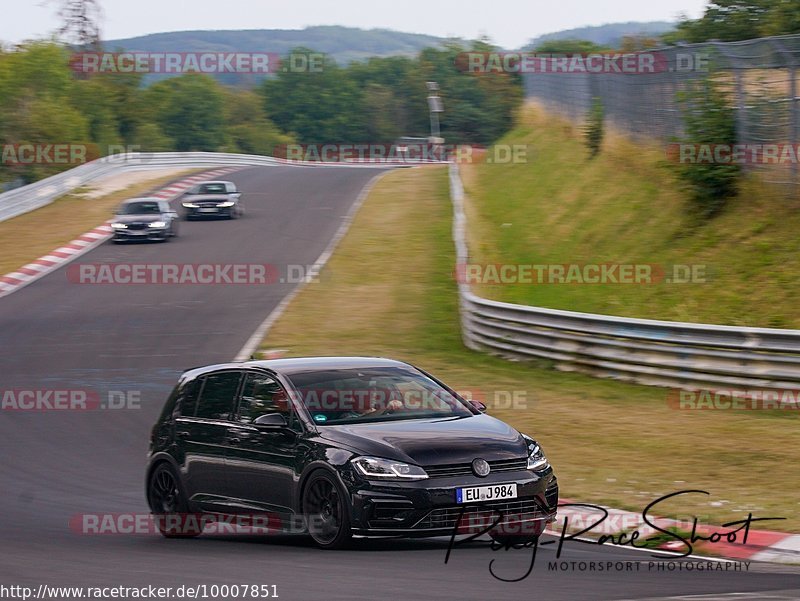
[199,208,218,213]
[456,483,517,504]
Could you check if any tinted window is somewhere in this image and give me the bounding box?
[237,373,290,424]
[198,183,227,194]
[120,201,161,215]
[226,183,236,193]
[195,372,241,420]
[287,367,473,425]
[178,378,203,417]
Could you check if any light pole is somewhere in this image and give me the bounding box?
[427,81,444,145]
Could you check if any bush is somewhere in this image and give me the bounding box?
[584,97,604,158]
[677,77,740,219]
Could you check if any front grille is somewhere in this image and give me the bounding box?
[424,457,528,478]
[414,498,549,531]
[545,481,559,510]
[127,223,148,231]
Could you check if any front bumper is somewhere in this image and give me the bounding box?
[184,206,234,218]
[113,228,168,241]
[349,468,558,538]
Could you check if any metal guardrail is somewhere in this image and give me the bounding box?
[450,163,800,391]
[0,151,426,224]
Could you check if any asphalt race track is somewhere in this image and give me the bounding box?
[1,165,799,600]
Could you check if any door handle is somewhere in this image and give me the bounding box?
[228,437,241,445]
[176,430,190,439]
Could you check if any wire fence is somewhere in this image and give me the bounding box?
[522,34,800,187]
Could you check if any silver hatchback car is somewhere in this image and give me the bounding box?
[110,198,179,243]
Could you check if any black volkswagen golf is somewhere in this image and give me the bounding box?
[146,357,558,549]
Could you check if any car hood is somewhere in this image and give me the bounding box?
[317,414,527,466]
[113,214,163,223]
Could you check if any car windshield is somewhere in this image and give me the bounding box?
[286,367,474,425]
[194,183,227,194]
[120,201,161,215]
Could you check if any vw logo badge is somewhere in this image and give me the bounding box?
[472,458,490,477]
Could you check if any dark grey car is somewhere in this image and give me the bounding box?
[181,181,243,220]
[111,198,179,243]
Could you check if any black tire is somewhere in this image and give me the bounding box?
[171,222,179,238]
[147,463,201,538]
[302,471,352,549]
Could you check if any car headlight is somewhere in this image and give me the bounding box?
[218,201,235,207]
[110,222,127,229]
[148,221,167,228]
[525,438,549,471]
[182,202,198,208]
[351,456,428,481]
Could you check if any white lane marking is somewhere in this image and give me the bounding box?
[233,169,394,361]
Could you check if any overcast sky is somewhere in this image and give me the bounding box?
[6,0,708,49]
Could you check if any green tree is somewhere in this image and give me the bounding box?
[664,0,800,43]
[221,88,294,155]
[142,75,226,151]
[131,123,174,152]
[262,49,366,143]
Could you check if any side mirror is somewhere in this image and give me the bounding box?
[254,413,288,429]
[166,211,178,218]
[469,400,487,413]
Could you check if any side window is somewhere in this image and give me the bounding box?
[226,182,237,194]
[237,373,291,424]
[178,378,203,417]
[195,372,242,421]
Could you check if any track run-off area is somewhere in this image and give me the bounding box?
[1,165,799,601]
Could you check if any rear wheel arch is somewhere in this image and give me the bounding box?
[145,455,184,500]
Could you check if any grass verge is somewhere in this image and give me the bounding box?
[461,102,800,328]
[260,165,800,533]
[0,170,199,276]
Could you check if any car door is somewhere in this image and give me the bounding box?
[159,200,177,228]
[225,182,242,212]
[224,371,300,514]
[173,370,243,510]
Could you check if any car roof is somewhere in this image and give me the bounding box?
[193,181,233,186]
[182,356,414,379]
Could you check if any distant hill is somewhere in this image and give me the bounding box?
[107,25,448,65]
[526,21,675,49]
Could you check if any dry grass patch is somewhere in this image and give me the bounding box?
[260,165,800,533]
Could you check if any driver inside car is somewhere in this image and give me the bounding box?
[350,382,404,418]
